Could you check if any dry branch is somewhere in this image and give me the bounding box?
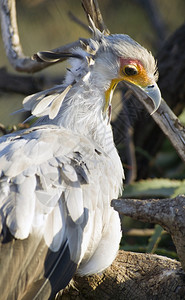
[112,195,185,273]
[81,0,109,34]
[0,0,42,72]
[61,250,185,299]
[123,82,185,163]
[0,0,89,72]
[0,67,63,94]
[0,0,109,73]
[138,0,167,45]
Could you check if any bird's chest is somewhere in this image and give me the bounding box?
[79,148,123,262]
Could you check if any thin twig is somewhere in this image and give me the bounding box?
[124,228,167,237]
[138,0,167,44]
[68,11,91,33]
[81,0,110,34]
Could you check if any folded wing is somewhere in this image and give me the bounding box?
[0,125,96,299]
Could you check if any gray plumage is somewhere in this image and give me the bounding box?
[0,24,161,300]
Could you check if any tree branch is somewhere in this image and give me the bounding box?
[137,0,167,45]
[123,82,185,163]
[0,67,63,94]
[0,0,41,72]
[0,0,89,73]
[81,0,110,34]
[0,0,110,73]
[68,11,91,33]
[60,250,185,299]
[112,195,185,272]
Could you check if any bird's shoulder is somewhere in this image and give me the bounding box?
[0,124,105,176]
[0,124,107,246]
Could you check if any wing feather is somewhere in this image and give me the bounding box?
[49,85,72,119]
[22,84,72,119]
[0,126,93,246]
[31,94,56,116]
[22,86,63,111]
[65,183,84,225]
[44,200,65,252]
[6,176,36,239]
[0,124,124,299]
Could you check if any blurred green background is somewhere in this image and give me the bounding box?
[0,0,185,258]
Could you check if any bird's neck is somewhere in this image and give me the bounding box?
[55,80,114,151]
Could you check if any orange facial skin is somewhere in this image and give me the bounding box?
[119,58,152,88]
[104,58,153,118]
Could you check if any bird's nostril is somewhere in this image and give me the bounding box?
[148,85,155,88]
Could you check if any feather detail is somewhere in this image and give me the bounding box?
[80,39,97,55]
[65,185,84,224]
[22,115,35,124]
[61,164,84,224]
[88,15,103,40]
[23,91,48,111]
[44,201,65,251]
[31,94,56,116]
[11,108,25,115]
[49,85,72,119]
[35,51,83,63]
[6,176,36,239]
[82,72,91,82]
[22,86,63,112]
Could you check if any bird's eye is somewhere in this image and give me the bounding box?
[123,65,138,76]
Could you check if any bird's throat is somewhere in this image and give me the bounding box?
[104,79,120,123]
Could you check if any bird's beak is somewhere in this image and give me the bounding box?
[142,82,161,114]
[104,78,161,120]
[124,80,161,115]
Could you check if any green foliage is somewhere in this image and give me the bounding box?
[123,178,185,198]
[121,243,178,260]
[146,225,163,254]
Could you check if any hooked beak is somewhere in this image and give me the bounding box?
[104,79,161,121]
[142,82,161,114]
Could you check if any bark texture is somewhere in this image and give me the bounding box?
[60,195,185,299]
[61,250,185,300]
[112,195,185,273]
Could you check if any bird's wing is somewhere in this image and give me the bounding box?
[0,124,106,299]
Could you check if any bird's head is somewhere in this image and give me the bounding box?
[91,34,161,116]
[34,28,161,121]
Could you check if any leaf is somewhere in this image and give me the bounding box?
[146,224,163,254]
[171,179,185,197]
[179,108,185,125]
